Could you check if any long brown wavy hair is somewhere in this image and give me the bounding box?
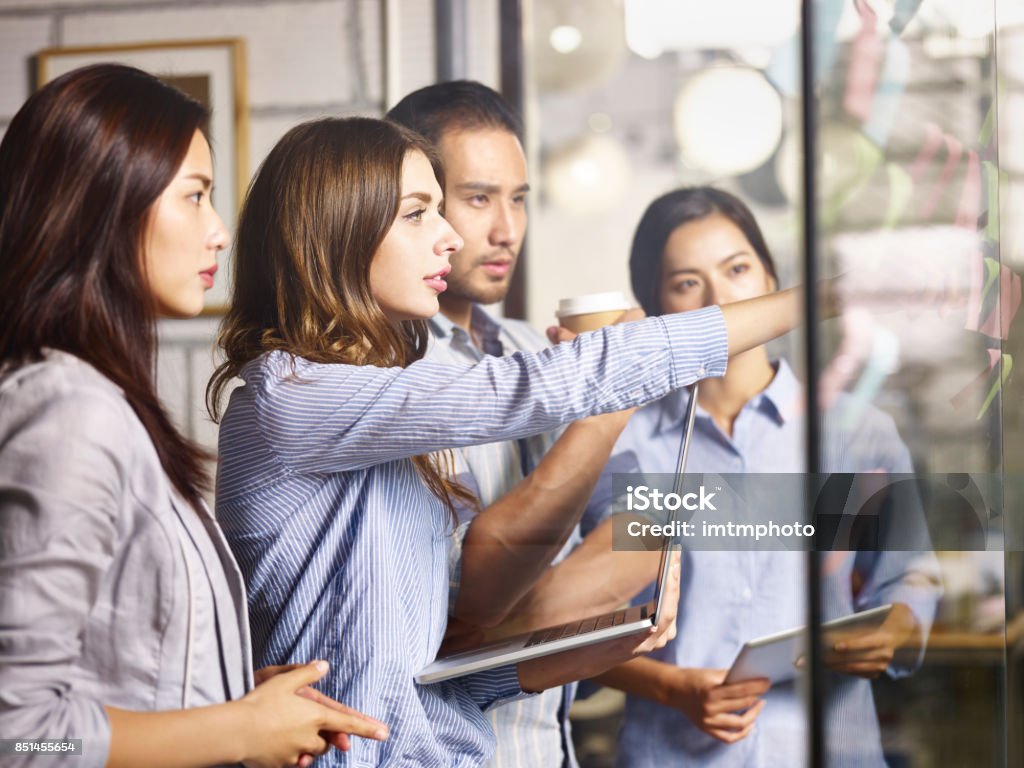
[208,117,475,517]
[0,63,211,508]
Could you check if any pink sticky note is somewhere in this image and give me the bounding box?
[978,266,1022,339]
[843,2,883,123]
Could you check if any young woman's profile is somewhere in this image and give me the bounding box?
[209,117,813,766]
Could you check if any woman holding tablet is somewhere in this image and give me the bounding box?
[208,119,819,766]
[581,187,941,767]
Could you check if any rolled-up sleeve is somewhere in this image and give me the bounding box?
[459,663,533,712]
[0,384,129,768]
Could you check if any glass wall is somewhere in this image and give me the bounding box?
[523,1,1022,765]
[816,1,1020,765]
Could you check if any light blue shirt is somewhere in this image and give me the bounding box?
[583,359,941,768]
[427,306,580,768]
[215,308,728,767]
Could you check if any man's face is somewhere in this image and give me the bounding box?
[436,127,528,306]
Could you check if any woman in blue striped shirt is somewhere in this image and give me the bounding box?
[209,118,814,766]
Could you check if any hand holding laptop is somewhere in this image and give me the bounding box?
[517,551,681,693]
[416,384,699,687]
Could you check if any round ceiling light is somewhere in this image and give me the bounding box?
[673,67,783,177]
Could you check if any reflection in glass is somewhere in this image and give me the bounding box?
[521,0,1023,765]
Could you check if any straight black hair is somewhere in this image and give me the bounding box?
[0,63,211,507]
[629,187,777,316]
[386,79,522,145]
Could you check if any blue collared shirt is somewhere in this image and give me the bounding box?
[427,306,581,768]
[215,307,729,766]
[583,359,941,768]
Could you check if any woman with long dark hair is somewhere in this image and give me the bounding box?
[0,64,386,767]
[209,118,819,766]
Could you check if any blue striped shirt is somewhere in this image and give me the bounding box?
[426,307,580,768]
[215,307,728,767]
[582,359,941,768]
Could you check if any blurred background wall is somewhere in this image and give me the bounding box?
[2,2,1022,764]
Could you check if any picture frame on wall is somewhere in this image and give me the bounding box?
[37,38,248,313]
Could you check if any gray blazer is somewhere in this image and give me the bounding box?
[0,351,253,767]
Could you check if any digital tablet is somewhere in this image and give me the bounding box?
[724,604,893,684]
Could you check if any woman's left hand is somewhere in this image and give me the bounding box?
[253,663,389,758]
[825,603,919,679]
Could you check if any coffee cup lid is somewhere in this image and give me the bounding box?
[556,291,631,318]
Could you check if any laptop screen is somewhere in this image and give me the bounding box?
[650,382,698,624]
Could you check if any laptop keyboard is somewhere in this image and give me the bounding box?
[524,609,629,647]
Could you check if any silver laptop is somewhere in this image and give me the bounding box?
[415,383,700,685]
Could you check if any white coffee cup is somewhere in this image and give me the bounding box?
[556,291,631,333]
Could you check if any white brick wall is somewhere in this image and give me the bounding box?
[395,0,433,100]
[0,0,501,142]
[0,0,166,9]
[62,2,356,107]
[247,102,378,177]
[356,0,384,103]
[157,316,224,451]
[466,0,499,89]
[0,16,51,116]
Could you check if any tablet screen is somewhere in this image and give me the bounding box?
[724,604,894,684]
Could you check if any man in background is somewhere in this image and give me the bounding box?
[388,81,655,768]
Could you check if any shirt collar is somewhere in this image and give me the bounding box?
[428,305,505,355]
[652,358,802,435]
[755,357,803,423]
[428,311,460,339]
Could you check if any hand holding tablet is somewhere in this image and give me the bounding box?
[824,602,919,679]
[661,667,771,744]
[725,604,894,684]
